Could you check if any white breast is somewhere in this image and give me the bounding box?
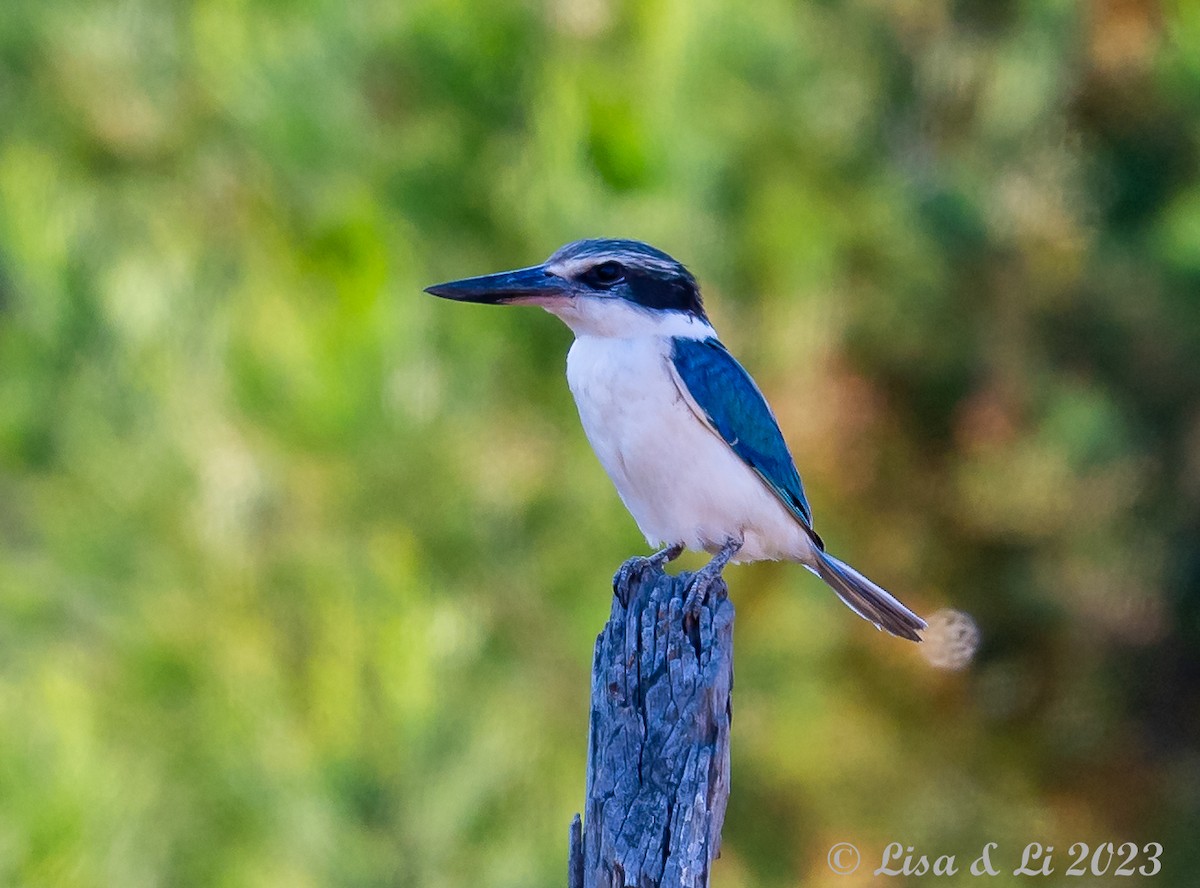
[564,334,814,563]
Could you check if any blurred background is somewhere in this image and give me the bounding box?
[2,0,1199,885]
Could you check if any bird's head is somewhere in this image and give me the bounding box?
[425,239,710,337]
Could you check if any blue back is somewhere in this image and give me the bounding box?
[670,337,816,532]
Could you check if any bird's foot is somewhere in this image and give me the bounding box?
[612,557,649,604]
[612,544,683,605]
[612,544,685,604]
[648,542,684,569]
[683,536,743,617]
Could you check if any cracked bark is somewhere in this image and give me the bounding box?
[568,558,734,888]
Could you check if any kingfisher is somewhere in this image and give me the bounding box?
[426,239,925,641]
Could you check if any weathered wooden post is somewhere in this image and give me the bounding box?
[568,557,735,888]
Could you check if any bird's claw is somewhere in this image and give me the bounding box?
[648,543,684,569]
[682,536,741,621]
[683,567,724,619]
[613,544,685,604]
[612,556,652,604]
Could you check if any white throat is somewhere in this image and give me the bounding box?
[543,296,715,340]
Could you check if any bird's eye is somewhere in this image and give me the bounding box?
[584,261,625,288]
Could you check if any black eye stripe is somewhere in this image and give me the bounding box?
[543,238,708,321]
[581,261,625,288]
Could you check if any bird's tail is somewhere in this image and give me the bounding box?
[810,550,926,642]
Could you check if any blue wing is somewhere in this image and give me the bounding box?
[669,337,819,537]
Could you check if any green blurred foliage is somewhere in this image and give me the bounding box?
[1,0,1199,885]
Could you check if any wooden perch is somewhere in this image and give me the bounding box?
[569,557,735,888]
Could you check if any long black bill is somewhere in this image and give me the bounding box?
[424,264,565,305]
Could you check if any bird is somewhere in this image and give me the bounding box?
[425,238,926,641]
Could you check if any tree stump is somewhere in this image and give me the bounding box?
[569,557,735,888]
